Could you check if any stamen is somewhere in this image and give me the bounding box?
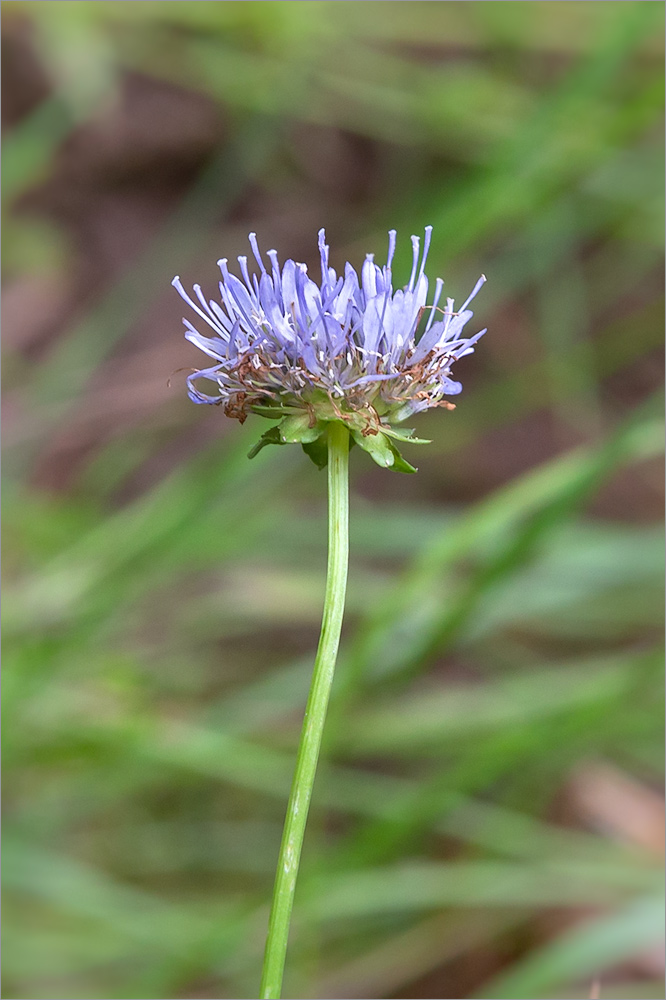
[248,232,267,274]
[460,274,486,312]
[418,225,433,280]
[424,277,444,333]
[237,255,252,288]
[318,228,329,282]
[408,235,420,291]
[386,229,397,272]
[172,276,227,336]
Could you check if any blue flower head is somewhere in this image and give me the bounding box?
[174,228,486,471]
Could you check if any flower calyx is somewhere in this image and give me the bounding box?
[247,400,431,473]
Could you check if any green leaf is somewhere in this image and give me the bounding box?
[302,437,328,470]
[350,430,419,473]
[475,893,666,999]
[251,404,298,419]
[247,425,284,459]
[279,413,324,444]
[248,412,327,459]
[383,426,431,445]
[386,440,418,474]
[351,430,395,469]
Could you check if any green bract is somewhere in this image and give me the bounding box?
[247,401,431,473]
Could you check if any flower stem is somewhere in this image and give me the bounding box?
[260,421,350,1000]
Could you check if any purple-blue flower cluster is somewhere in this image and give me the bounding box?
[174,228,486,469]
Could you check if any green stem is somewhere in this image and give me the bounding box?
[260,421,350,1000]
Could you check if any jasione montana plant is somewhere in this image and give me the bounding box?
[174,227,486,998]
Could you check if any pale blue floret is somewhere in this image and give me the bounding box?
[173,227,486,421]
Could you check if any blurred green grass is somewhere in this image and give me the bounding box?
[2,3,664,999]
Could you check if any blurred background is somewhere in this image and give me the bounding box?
[2,3,664,999]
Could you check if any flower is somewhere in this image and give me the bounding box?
[173,227,486,471]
